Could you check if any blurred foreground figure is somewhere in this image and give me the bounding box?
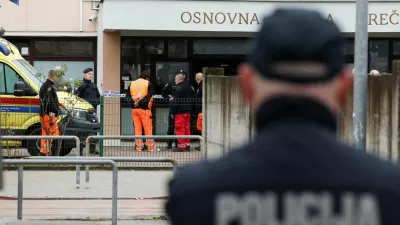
[166,8,400,225]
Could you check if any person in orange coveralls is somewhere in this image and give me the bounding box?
[127,71,157,151]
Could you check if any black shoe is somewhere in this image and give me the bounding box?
[167,144,172,150]
[40,152,47,156]
[195,146,201,151]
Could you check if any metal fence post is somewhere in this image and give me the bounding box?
[17,165,23,220]
[0,136,81,187]
[100,95,104,157]
[3,159,118,225]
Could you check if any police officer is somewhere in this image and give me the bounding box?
[76,68,100,110]
[165,8,400,225]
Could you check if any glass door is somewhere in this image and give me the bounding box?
[152,61,190,135]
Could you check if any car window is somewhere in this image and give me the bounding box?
[0,63,6,93]
[4,64,19,94]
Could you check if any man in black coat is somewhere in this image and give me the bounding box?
[165,8,400,225]
[170,73,193,152]
[76,68,100,110]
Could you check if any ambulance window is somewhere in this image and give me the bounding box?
[0,63,5,93]
[4,64,19,94]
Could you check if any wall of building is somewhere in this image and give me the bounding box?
[0,0,97,36]
[204,61,400,163]
[204,75,254,159]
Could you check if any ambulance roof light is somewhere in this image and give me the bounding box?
[0,42,10,56]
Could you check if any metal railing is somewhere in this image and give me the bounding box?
[0,136,81,186]
[84,135,203,173]
[3,159,118,225]
[26,156,179,185]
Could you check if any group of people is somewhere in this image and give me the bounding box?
[39,67,100,156]
[126,70,203,152]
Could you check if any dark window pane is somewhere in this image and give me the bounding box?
[121,58,141,83]
[34,40,93,57]
[10,41,30,56]
[144,40,164,54]
[5,64,19,94]
[168,40,187,58]
[193,39,249,55]
[0,63,5,93]
[369,40,389,72]
[394,41,400,55]
[121,39,141,58]
[342,39,354,55]
[155,62,189,94]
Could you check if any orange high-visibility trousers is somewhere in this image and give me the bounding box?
[197,113,202,134]
[40,113,59,155]
[132,109,155,151]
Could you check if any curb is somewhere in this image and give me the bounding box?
[0,196,168,200]
[3,166,174,171]
[0,215,169,222]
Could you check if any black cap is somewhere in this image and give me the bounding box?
[248,8,345,83]
[176,69,187,76]
[83,68,93,74]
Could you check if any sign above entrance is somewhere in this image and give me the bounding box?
[103,0,399,33]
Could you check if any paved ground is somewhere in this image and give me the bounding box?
[0,199,166,220]
[0,170,172,198]
[0,170,170,222]
[1,221,170,225]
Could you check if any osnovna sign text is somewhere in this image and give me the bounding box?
[180,11,399,26]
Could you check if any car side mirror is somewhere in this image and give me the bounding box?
[14,81,29,96]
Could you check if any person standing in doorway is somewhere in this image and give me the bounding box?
[127,71,157,151]
[76,68,100,110]
[39,69,61,156]
[171,74,192,152]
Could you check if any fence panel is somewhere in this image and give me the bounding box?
[0,94,204,167]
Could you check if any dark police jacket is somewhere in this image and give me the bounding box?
[170,82,192,115]
[39,79,60,117]
[76,79,100,108]
[166,96,400,225]
[161,81,177,103]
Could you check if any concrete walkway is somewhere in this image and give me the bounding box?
[0,170,172,198]
[0,170,171,221]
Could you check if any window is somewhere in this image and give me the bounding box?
[34,61,95,82]
[0,63,20,94]
[193,39,250,55]
[34,40,93,57]
[0,63,5,93]
[121,39,141,58]
[342,39,354,55]
[144,40,164,54]
[369,40,389,72]
[155,62,189,94]
[394,41,400,55]
[5,64,18,94]
[168,40,187,58]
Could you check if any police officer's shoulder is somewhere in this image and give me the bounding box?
[169,144,254,197]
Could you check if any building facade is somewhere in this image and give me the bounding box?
[96,0,400,136]
[0,0,99,82]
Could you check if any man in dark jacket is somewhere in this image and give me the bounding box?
[166,8,400,225]
[39,69,61,156]
[76,68,100,110]
[171,73,192,152]
[162,72,179,149]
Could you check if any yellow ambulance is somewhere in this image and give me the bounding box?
[0,38,100,156]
